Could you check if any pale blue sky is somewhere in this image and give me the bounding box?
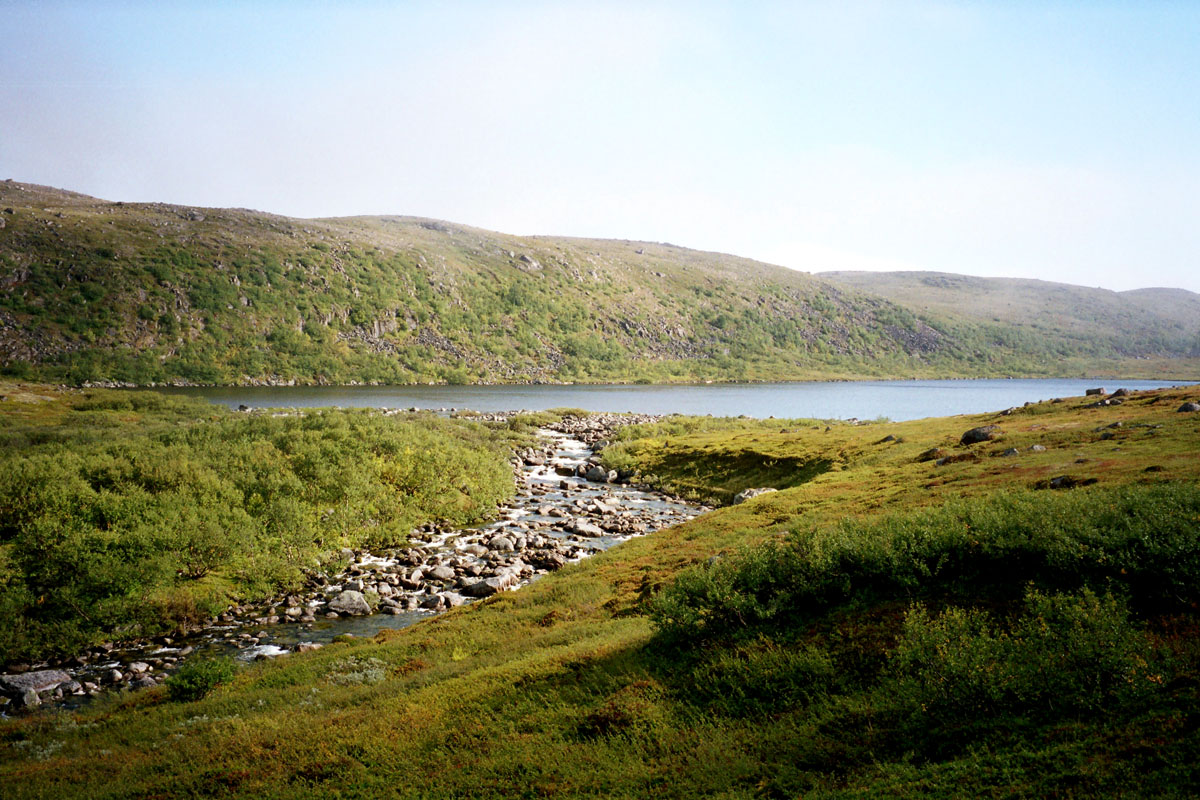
[2,1,1198,291]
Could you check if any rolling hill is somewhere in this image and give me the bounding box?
[821,270,1200,365]
[1,180,1196,386]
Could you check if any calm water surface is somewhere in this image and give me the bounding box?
[157,378,1194,421]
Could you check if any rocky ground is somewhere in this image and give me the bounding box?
[0,413,707,713]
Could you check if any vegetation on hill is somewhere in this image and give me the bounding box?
[3,385,1199,797]
[821,270,1200,366]
[0,384,518,664]
[3,181,1197,386]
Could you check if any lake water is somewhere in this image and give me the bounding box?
[157,378,1194,422]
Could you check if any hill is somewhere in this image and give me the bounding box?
[821,270,1200,364]
[2,180,1198,386]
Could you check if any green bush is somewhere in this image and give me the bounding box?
[651,483,1200,645]
[889,604,1008,720]
[889,588,1161,727]
[166,656,237,702]
[0,392,519,662]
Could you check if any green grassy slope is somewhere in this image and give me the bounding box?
[3,180,1197,386]
[821,270,1200,363]
[4,386,1199,798]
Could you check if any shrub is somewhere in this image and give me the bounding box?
[1007,588,1162,712]
[651,483,1200,645]
[889,588,1162,727]
[0,394,518,663]
[166,656,236,702]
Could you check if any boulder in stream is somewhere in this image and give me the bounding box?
[328,590,372,616]
[1,669,72,696]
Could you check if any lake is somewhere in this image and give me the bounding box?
[156,378,1194,421]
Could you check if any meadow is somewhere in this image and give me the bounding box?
[1,384,1199,797]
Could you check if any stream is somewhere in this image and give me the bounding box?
[1,416,707,712]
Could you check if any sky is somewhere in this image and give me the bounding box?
[2,1,1198,292]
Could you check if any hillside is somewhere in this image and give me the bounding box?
[821,270,1200,363]
[2,180,1198,386]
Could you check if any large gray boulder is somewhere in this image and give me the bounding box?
[426,565,456,582]
[1179,402,1200,412]
[328,590,372,616]
[0,669,71,696]
[463,574,519,598]
[960,425,1001,445]
[571,520,605,537]
[584,464,616,483]
[488,536,515,552]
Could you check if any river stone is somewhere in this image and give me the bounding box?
[489,536,515,552]
[1,669,72,696]
[733,487,778,504]
[571,520,605,537]
[328,590,372,616]
[128,661,151,674]
[584,464,615,483]
[427,565,456,581]
[463,574,518,598]
[960,425,1001,445]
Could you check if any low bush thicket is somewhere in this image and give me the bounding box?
[890,588,1161,725]
[651,483,1200,645]
[0,393,517,663]
[166,656,237,702]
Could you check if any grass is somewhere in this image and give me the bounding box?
[1,385,1199,797]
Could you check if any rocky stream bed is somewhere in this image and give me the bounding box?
[0,413,707,713]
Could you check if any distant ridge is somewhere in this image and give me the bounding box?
[1,180,1197,386]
